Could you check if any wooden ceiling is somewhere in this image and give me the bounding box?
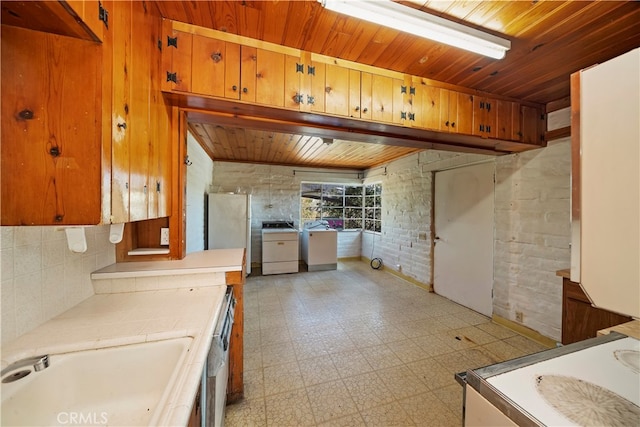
[155,0,640,169]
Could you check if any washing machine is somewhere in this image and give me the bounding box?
[301,221,338,271]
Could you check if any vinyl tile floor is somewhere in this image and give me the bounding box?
[225,260,549,426]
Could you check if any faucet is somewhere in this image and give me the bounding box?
[1,355,49,377]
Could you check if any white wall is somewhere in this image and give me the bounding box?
[363,144,570,342]
[210,162,363,265]
[493,139,571,341]
[0,225,115,344]
[185,132,214,253]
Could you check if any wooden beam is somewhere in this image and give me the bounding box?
[545,126,571,141]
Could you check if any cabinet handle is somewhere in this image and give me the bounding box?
[451,122,455,128]
[486,125,491,133]
[486,102,491,112]
[156,182,161,192]
[307,95,315,105]
[445,120,450,127]
[211,52,222,63]
[232,85,238,91]
[242,87,248,94]
[117,122,127,130]
[294,93,304,104]
[479,124,485,132]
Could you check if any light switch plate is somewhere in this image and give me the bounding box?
[160,228,170,245]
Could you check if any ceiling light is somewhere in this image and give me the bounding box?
[319,0,511,59]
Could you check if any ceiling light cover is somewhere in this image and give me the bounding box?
[320,0,511,59]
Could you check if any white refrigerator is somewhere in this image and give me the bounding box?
[207,193,251,275]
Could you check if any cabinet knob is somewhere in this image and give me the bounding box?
[242,87,248,94]
[362,108,368,113]
[325,86,332,94]
[451,122,456,128]
[211,52,222,63]
[355,106,360,112]
[232,85,238,91]
[117,122,127,130]
[445,120,450,127]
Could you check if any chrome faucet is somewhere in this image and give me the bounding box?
[1,355,49,377]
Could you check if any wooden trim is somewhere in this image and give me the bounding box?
[169,107,187,259]
[429,171,436,293]
[492,314,557,348]
[546,96,571,113]
[225,251,245,403]
[544,126,571,141]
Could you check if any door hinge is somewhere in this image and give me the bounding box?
[296,63,304,73]
[166,72,177,83]
[167,36,178,48]
[307,95,315,105]
[307,65,315,76]
[98,2,109,28]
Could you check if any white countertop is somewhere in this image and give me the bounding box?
[91,248,245,279]
[2,249,247,426]
[1,286,227,427]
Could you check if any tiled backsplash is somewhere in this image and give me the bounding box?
[1,225,116,344]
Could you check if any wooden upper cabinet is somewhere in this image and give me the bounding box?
[495,100,520,142]
[192,35,241,100]
[162,27,193,93]
[455,92,474,135]
[1,0,106,42]
[303,57,327,113]
[438,89,459,132]
[521,105,545,145]
[473,96,497,138]
[325,63,350,116]
[348,69,363,119]
[1,25,102,225]
[371,74,394,123]
[66,0,106,41]
[418,84,441,131]
[239,46,287,107]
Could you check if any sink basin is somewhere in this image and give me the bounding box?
[1,337,193,426]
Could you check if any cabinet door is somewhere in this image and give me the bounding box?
[284,55,303,110]
[360,71,372,120]
[66,0,105,41]
[473,96,497,138]
[239,46,257,103]
[325,63,350,116]
[111,2,133,222]
[439,89,459,132]
[456,92,474,135]
[307,60,326,113]
[371,74,393,123]
[192,35,241,99]
[1,26,102,225]
[521,105,544,145]
[348,69,362,118]
[420,85,440,130]
[255,49,285,107]
[162,27,192,93]
[495,100,519,141]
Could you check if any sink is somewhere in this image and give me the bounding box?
[1,337,193,426]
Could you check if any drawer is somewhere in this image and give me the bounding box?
[262,231,298,242]
[262,240,298,262]
[262,261,299,275]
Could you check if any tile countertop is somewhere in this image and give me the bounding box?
[2,249,245,426]
[91,248,245,279]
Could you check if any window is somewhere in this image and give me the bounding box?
[364,183,382,232]
[300,182,382,232]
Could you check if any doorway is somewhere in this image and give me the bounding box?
[433,161,495,316]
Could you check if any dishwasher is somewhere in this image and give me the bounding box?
[200,286,236,427]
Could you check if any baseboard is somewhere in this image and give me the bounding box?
[359,256,434,292]
[492,314,557,348]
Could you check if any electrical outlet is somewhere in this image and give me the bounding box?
[515,311,523,323]
[160,228,170,245]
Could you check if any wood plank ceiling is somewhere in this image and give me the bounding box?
[156,0,640,169]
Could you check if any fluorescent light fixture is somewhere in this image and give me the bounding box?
[319,0,511,59]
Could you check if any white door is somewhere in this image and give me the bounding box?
[434,162,495,316]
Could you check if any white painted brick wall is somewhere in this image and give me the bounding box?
[493,138,571,341]
[211,162,363,264]
[186,132,214,253]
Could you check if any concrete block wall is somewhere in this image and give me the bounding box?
[210,162,363,266]
[493,138,571,341]
[0,225,115,344]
